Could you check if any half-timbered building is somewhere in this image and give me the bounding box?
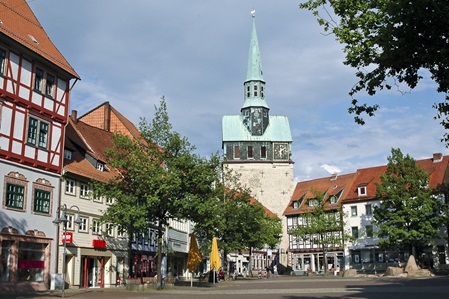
[0,0,79,291]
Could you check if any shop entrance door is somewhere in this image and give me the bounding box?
[80,256,104,288]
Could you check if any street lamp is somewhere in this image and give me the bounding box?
[53,204,82,298]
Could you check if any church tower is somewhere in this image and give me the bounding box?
[222,13,294,266]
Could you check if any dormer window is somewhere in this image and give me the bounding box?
[309,199,318,207]
[358,186,367,197]
[329,196,337,204]
[96,162,104,171]
[293,201,299,209]
[64,149,72,160]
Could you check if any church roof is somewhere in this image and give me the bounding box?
[222,115,292,142]
[245,14,264,83]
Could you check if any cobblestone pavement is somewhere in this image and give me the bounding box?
[3,275,449,299]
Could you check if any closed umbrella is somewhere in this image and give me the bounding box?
[187,233,202,287]
[210,237,221,283]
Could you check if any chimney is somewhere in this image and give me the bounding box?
[104,102,111,132]
[71,110,78,122]
[331,173,338,181]
[433,153,443,163]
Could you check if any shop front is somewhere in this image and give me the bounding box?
[0,227,52,291]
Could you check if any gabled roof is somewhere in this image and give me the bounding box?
[344,154,449,203]
[64,117,118,183]
[0,0,79,79]
[283,173,357,216]
[249,197,278,219]
[78,101,140,138]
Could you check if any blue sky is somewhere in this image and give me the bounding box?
[29,0,447,182]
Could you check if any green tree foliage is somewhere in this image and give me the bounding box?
[289,188,348,273]
[373,148,442,257]
[193,167,282,277]
[93,98,220,288]
[299,1,449,143]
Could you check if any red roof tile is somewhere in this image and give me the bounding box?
[0,0,79,78]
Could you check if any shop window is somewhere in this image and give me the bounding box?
[18,242,45,282]
[1,240,13,281]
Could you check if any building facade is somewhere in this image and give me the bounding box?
[284,153,449,273]
[222,13,293,270]
[0,0,79,291]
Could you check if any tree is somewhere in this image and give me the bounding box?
[93,98,220,289]
[289,188,349,273]
[299,1,449,143]
[373,148,442,257]
[192,167,282,278]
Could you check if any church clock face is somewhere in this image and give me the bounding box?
[273,143,288,160]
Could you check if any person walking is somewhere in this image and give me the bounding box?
[273,265,278,278]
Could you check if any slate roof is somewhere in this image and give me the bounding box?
[284,153,449,215]
[0,0,79,79]
[222,115,292,142]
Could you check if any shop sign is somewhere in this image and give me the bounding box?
[92,239,107,248]
[62,232,73,244]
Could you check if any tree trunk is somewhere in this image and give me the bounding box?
[156,224,163,290]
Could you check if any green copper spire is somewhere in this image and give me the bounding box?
[246,12,264,82]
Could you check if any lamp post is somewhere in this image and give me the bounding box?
[53,204,82,298]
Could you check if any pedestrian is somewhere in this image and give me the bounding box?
[273,265,278,278]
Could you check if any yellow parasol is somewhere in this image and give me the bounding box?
[210,237,221,271]
[187,233,202,273]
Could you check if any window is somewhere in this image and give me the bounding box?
[27,117,49,149]
[80,183,90,199]
[351,206,358,216]
[18,242,45,282]
[366,225,373,238]
[33,189,50,214]
[65,214,74,231]
[0,49,6,75]
[5,183,25,210]
[65,179,75,195]
[92,219,101,235]
[351,226,359,238]
[34,67,44,91]
[365,204,373,215]
[261,146,267,159]
[309,199,318,207]
[293,201,299,209]
[78,217,88,232]
[329,196,337,204]
[96,162,104,171]
[105,224,114,237]
[106,197,114,205]
[358,186,367,196]
[45,73,55,97]
[64,149,72,160]
[247,146,253,159]
[234,145,240,159]
[117,225,125,238]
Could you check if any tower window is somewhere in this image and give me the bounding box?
[254,92,258,96]
[254,86,258,90]
[261,146,267,159]
[247,146,253,159]
[234,146,240,159]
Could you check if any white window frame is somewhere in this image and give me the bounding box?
[351,206,358,217]
[105,223,114,237]
[117,225,125,238]
[79,217,88,233]
[65,179,75,195]
[80,183,90,199]
[92,219,101,235]
[358,186,367,196]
